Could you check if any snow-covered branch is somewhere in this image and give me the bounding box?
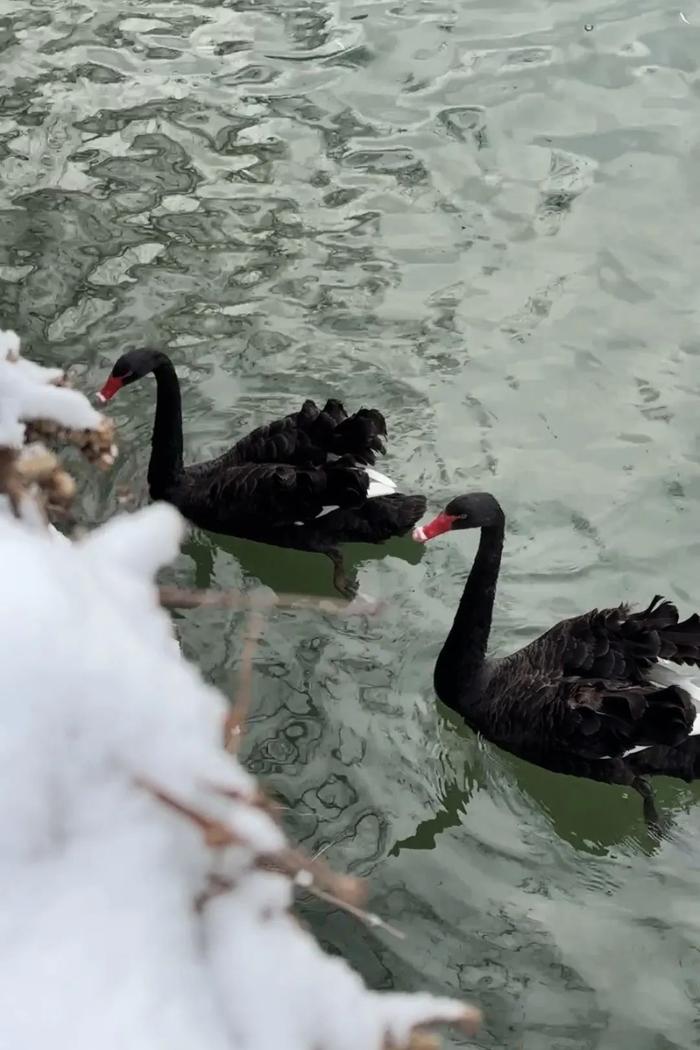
[0,328,117,527]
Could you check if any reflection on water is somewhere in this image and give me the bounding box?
[3,0,700,1047]
[184,527,424,595]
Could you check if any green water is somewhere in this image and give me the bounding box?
[3,0,700,1046]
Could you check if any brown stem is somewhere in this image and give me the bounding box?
[158,585,383,617]
[224,609,267,752]
[257,845,366,908]
[134,775,245,848]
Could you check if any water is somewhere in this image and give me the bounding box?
[4,0,700,1045]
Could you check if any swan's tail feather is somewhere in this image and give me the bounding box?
[629,596,700,668]
[291,400,387,466]
[323,462,370,509]
[308,485,425,541]
[589,681,695,757]
[635,684,695,747]
[648,660,700,735]
[319,398,348,425]
[626,736,700,782]
[354,494,427,541]
[328,407,388,466]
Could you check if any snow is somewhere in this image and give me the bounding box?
[0,332,479,1050]
[0,328,102,448]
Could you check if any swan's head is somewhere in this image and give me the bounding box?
[412,492,503,542]
[96,349,166,403]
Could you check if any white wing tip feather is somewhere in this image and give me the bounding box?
[365,466,397,499]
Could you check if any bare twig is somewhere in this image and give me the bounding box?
[194,874,234,913]
[224,609,267,752]
[130,780,480,1037]
[135,776,246,848]
[257,846,366,908]
[158,584,382,617]
[207,782,283,819]
[405,1007,482,1040]
[268,843,405,941]
[391,1033,440,1050]
[179,581,382,755]
[311,838,339,861]
[310,885,407,940]
[135,776,375,916]
[383,1006,483,1050]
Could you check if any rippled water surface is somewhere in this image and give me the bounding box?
[4,0,700,1046]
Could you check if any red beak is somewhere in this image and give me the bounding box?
[412,512,457,542]
[96,375,124,403]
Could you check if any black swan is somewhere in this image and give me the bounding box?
[413,491,700,831]
[97,349,425,596]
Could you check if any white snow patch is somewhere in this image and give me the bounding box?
[0,327,102,447]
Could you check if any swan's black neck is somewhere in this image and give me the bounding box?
[434,514,505,713]
[147,357,184,497]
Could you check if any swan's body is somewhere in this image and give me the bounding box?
[414,492,700,829]
[98,350,425,595]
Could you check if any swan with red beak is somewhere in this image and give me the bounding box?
[94,348,426,597]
